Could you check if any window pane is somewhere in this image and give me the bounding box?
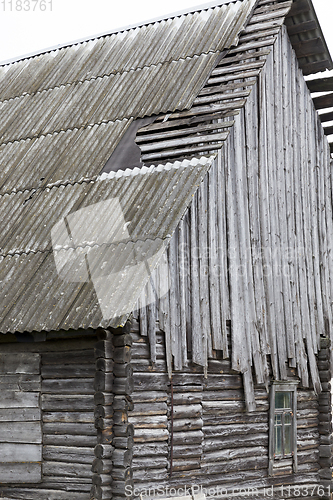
[275,391,291,409]
[284,412,292,425]
[275,414,282,426]
[284,422,292,455]
[274,424,282,455]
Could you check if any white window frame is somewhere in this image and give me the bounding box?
[269,381,298,476]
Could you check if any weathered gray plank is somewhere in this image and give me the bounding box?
[0,443,41,462]
[0,353,40,374]
[0,421,42,443]
[0,462,41,483]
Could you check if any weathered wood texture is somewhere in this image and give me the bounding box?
[137,24,332,410]
[135,0,291,167]
[0,338,96,499]
[0,353,42,483]
[129,332,321,497]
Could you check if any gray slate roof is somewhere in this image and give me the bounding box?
[0,0,256,333]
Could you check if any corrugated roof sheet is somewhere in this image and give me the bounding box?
[0,0,258,334]
[0,156,214,333]
[0,1,254,100]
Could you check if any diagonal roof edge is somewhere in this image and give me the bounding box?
[0,0,251,67]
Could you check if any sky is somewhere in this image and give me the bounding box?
[0,0,332,66]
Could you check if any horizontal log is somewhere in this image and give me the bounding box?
[92,473,112,486]
[0,442,41,462]
[133,428,168,442]
[97,428,113,445]
[112,478,134,495]
[95,443,114,459]
[113,334,133,347]
[91,484,113,500]
[92,458,113,474]
[203,411,268,426]
[113,364,134,378]
[172,443,202,458]
[113,410,128,425]
[94,371,113,392]
[134,373,169,391]
[43,422,97,436]
[43,434,97,447]
[43,411,94,423]
[42,349,94,365]
[0,462,41,483]
[94,340,114,360]
[96,358,114,372]
[42,460,93,478]
[114,346,131,364]
[172,458,200,471]
[113,423,134,438]
[113,395,134,412]
[112,448,133,467]
[171,393,202,405]
[133,442,168,457]
[0,374,41,391]
[112,466,132,480]
[113,377,134,395]
[172,430,203,445]
[130,402,167,416]
[173,404,202,419]
[172,417,203,432]
[202,445,267,464]
[132,456,168,469]
[113,436,134,449]
[0,406,40,422]
[0,390,39,408]
[96,328,113,341]
[95,405,113,419]
[130,391,167,403]
[0,353,40,374]
[94,392,114,406]
[201,455,268,475]
[0,421,42,443]
[43,445,94,464]
[203,433,268,451]
[129,415,167,428]
[42,378,94,394]
[95,417,114,430]
[42,365,95,379]
[204,422,268,438]
[42,394,94,411]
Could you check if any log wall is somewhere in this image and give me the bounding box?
[0,335,97,500]
[137,23,333,410]
[129,324,323,500]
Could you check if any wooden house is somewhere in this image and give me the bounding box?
[0,0,333,498]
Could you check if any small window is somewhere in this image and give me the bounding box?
[269,382,297,475]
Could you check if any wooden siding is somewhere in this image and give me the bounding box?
[0,336,96,500]
[0,353,42,483]
[129,327,321,498]
[137,25,333,410]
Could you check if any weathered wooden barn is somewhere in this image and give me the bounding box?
[0,0,333,498]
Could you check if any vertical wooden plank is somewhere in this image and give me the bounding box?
[208,161,223,351]
[216,147,229,358]
[198,177,210,370]
[258,47,279,381]
[178,219,188,367]
[190,199,203,367]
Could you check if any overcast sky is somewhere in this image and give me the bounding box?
[0,0,332,66]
